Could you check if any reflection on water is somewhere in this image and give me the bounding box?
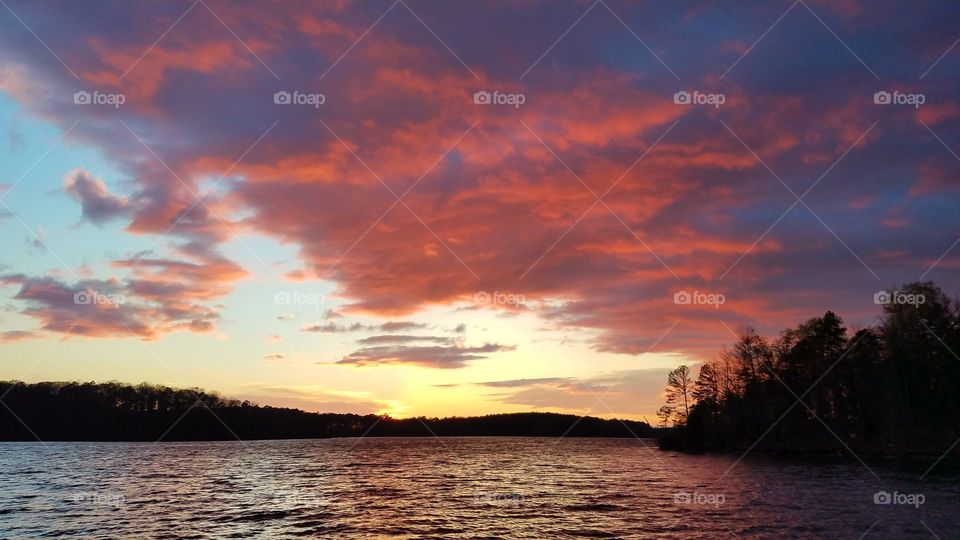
[1,437,957,538]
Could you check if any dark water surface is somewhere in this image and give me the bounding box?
[1,437,957,538]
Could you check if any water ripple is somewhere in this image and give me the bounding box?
[1,438,958,538]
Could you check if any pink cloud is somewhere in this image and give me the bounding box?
[0,0,956,361]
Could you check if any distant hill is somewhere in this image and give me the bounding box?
[0,381,654,441]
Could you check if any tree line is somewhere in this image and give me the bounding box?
[0,381,654,441]
[658,281,960,459]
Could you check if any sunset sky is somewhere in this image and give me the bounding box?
[0,0,958,420]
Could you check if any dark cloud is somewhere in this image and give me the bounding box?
[0,273,155,339]
[1,330,38,342]
[356,334,452,345]
[0,257,230,340]
[301,321,427,334]
[301,322,369,333]
[379,321,426,332]
[63,168,130,224]
[335,342,515,369]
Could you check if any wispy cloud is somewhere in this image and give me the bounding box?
[336,340,515,369]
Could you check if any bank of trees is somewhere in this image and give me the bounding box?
[659,281,960,457]
[0,381,654,441]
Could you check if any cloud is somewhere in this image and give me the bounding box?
[379,321,427,331]
[24,227,47,253]
[301,321,368,333]
[0,273,157,339]
[301,320,426,333]
[1,330,39,342]
[0,1,958,355]
[356,334,452,345]
[335,341,515,369]
[63,168,130,224]
[0,243,240,339]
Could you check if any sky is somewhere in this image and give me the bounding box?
[0,0,958,420]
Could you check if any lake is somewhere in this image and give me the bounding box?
[1,437,957,538]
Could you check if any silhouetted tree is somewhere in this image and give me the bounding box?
[665,365,693,425]
[656,405,674,428]
[692,363,720,418]
[658,281,960,463]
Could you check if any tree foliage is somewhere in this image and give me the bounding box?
[659,281,960,458]
[664,365,692,425]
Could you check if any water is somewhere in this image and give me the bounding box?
[1,437,957,538]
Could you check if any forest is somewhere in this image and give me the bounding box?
[657,281,960,461]
[0,380,654,441]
